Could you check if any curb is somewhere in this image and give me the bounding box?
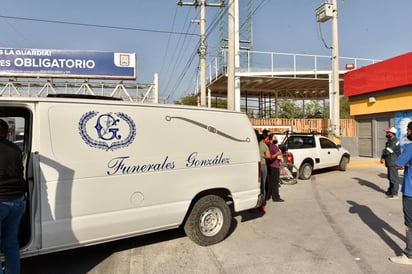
[348,160,381,167]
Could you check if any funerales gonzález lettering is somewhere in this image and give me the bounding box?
[106,152,231,175]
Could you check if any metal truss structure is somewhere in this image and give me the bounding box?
[0,75,159,103]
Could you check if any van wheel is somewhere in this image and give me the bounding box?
[184,195,231,246]
[339,156,349,171]
[299,162,313,180]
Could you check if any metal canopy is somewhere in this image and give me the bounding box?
[205,50,379,101]
[207,72,344,100]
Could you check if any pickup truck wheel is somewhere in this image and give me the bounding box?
[339,157,349,171]
[299,162,313,180]
[184,195,231,246]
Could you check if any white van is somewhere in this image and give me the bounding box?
[0,94,261,257]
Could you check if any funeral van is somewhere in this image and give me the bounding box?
[0,94,261,257]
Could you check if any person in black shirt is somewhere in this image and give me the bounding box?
[0,119,26,274]
[380,127,401,199]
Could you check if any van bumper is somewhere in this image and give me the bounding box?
[232,189,261,212]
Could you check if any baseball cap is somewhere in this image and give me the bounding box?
[385,127,397,134]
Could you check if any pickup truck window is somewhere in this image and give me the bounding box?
[320,137,337,149]
[286,136,315,149]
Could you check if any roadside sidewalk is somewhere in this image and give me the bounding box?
[348,156,381,167]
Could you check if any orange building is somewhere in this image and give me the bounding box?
[344,52,412,157]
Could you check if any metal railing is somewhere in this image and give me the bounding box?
[207,49,380,82]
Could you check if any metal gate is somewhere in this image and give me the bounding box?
[358,119,372,157]
[376,119,390,158]
[357,116,392,158]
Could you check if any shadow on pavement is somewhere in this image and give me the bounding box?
[347,200,405,255]
[354,177,386,194]
[378,172,388,179]
[237,208,265,223]
[21,227,187,274]
[21,211,246,274]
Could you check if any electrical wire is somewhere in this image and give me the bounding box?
[0,15,198,37]
[170,0,269,102]
[162,8,201,102]
[167,45,199,102]
[159,6,180,75]
[317,21,332,49]
[0,12,204,103]
[160,7,195,97]
[165,3,229,102]
[0,1,270,103]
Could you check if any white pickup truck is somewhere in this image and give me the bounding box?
[280,133,350,180]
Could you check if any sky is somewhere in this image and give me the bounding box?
[0,0,411,103]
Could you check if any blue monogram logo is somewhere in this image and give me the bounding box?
[79,111,136,151]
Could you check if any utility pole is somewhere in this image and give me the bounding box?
[177,0,225,107]
[234,0,241,112]
[227,0,235,111]
[316,0,340,140]
[331,0,340,139]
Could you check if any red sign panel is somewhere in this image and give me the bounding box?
[344,52,412,97]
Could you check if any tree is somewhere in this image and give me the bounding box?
[210,97,227,109]
[340,97,351,118]
[174,95,197,106]
[278,100,302,118]
[174,95,227,109]
[304,100,324,118]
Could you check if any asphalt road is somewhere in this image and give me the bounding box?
[21,162,412,274]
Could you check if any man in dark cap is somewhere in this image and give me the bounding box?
[0,119,26,273]
[380,126,401,199]
[390,121,412,265]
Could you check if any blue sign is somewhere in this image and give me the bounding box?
[0,48,136,80]
[395,111,412,146]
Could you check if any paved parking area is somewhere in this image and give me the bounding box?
[22,161,412,274]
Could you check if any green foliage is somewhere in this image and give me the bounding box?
[174,95,228,109]
[278,100,302,118]
[340,97,351,118]
[304,100,324,118]
[174,95,351,118]
[320,97,351,118]
[210,97,227,109]
[174,95,198,106]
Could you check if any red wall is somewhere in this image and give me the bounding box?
[344,52,412,97]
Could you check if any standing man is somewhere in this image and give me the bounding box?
[258,131,271,213]
[389,121,412,264]
[0,119,26,274]
[380,127,401,199]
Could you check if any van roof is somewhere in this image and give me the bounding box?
[0,96,242,114]
[46,94,123,101]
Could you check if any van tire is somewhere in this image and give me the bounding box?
[184,195,231,246]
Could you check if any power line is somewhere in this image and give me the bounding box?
[0,13,202,103]
[0,15,198,37]
[159,6,180,76]
[162,9,200,101]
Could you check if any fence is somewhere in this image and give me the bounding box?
[250,118,357,137]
